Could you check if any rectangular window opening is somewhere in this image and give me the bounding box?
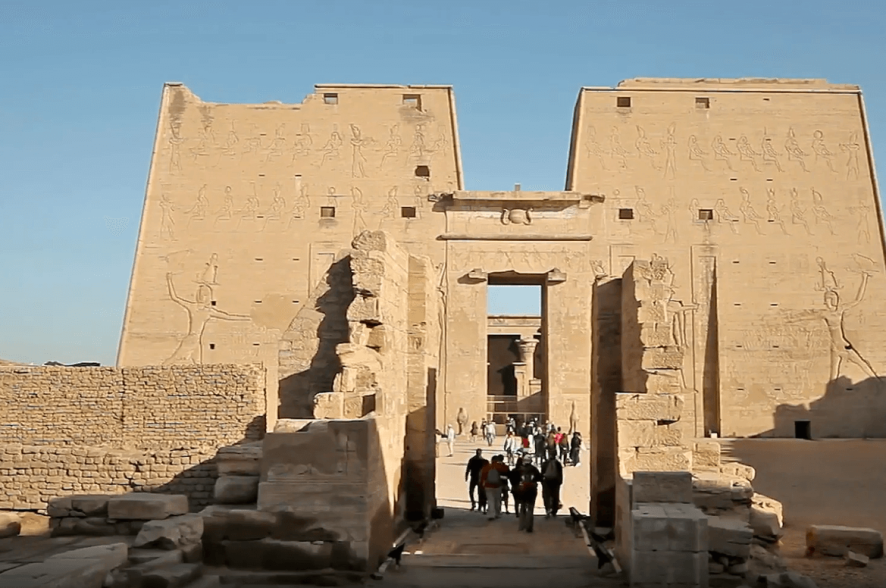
[695,97,710,109]
[616,96,631,108]
[401,206,417,218]
[323,93,338,105]
[618,208,634,220]
[255,300,262,304]
[209,343,215,350]
[698,209,714,221]
[415,165,430,179]
[255,258,263,261]
[320,206,336,218]
[211,301,217,307]
[252,343,260,346]
[795,420,811,440]
[403,94,422,110]
[292,300,300,304]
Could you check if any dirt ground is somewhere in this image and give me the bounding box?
[721,438,886,588]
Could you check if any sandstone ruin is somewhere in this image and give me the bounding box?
[1,77,883,585]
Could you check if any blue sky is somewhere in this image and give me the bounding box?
[1,0,884,365]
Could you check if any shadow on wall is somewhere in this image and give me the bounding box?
[400,367,438,522]
[279,257,355,419]
[763,375,886,439]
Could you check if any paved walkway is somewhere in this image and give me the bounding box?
[378,438,620,588]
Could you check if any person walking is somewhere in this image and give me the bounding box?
[465,449,488,513]
[445,424,456,457]
[503,431,519,466]
[515,459,542,532]
[470,421,480,443]
[546,427,558,461]
[507,456,525,519]
[498,456,511,514]
[558,427,570,463]
[540,455,564,517]
[533,429,547,467]
[570,431,585,467]
[485,421,497,447]
[479,455,510,520]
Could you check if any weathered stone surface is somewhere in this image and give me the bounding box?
[71,494,113,517]
[0,558,110,588]
[108,494,188,521]
[615,393,683,422]
[708,516,753,558]
[135,514,204,550]
[631,471,693,505]
[806,525,884,558]
[48,542,129,570]
[0,512,21,538]
[763,571,819,588]
[750,493,784,541]
[620,446,692,474]
[141,563,203,588]
[214,476,259,504]
[693,441,721,471]
[846,550,869,567]
[51,516,118,537]
[720,462,755,482]
[216,443,263,476]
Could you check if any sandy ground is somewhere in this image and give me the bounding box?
[722,438,886,588]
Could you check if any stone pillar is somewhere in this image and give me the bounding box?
[516,338,538,379]
[514,363,528,398]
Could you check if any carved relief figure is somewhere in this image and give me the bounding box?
[711,135,735,170]
[200,253,219,285]
[811,189,836,235]
[850,198,872,244]
[840,132,861,180]
[660,196,678,243]
[812,130,837,172]
[501,208,532,226]
[661,123,677,179]
[190,117,215,163]
[609,126,629,169]
[168,121,184,173]
[784,128,809,172]
[287,180,311,229]
[687,135,710,171]
[261,183,286,229]
[585,125,608,169]
[349,124,372,178]
[739,188,764,234]
[319,125,344,167]
[263,124,287,163]
[787,261,877,380]
[159,194,176,240]
[409,123,428,161]
[163,272,250,365]
[236,184,260,229]
[761,132,783,172]
[220,122,239,160]
[789,188,812,235]
[291,123,313,160]
[715,199,740,234]
[380,124,402,168]
[351,187,368,236]
[635,126,659,170]
[241,124,264,157]
[213,186,235,227]
[378,187,400,229]
[736,136,761,171]
[635,186,659,233]
[186,185,210,228]
[766,188,789,235]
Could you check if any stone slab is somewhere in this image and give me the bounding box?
[46,542,128,570]
[134,514,203,550]
[632,472,693,505]
[806,525,884,558]
[707,517,752,558]
[0,558,109,588]
[214,476,259,505]
[107,494,188,521]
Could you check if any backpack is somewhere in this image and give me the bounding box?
[486,466,501,485]
[519,467,537,491]
[544,460,558,481]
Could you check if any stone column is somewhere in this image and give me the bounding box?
[516,338,539,379]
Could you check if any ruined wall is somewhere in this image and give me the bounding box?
[570,78,886,438]
[118,83,461,376]
[0,364,266,510]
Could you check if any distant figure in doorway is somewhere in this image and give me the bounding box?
[540,455,564,518]
[556,427,569,463]
[480,455,510,520]
[570,432,585,467]
[446,424,455,457]
[465,449,488,513]
[546,427,558,460]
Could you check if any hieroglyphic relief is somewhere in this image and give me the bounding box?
[261,183,286,230]
[789,188,812,235]
[500,208,532,226]
[810,189,836,235]
[319,125,344,167]
[635,186,659,234]
[687,135,709,171]
[715,199,740,233]
[585,125,608,169]
[811,130,837,172]
[661,123,677,179]
[736,136,761,171]
[159,194,176,240]
[167,121,184,173]
[213,187,235,229]
[609,126,630,169]
[263,124,287,163]
[351,187,368,236]
[378,187,400,230]
[287,178,310,228]
[291,123,314,160]
[711,135,735,170]
[349,124,373,178]
[236,184,261,229]
[660,194,678,244]
[850,197,872,244]
[379,124,402,169]
[739,188,764,235]
[185,185,209,229]
[784,128,809,172]
[760,131,783,172]
[840,132,861,180]
[635,126,659,170]
[766,188,789,235]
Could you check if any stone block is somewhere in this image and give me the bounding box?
[806,525,883,558]
[708,517,753,558]
[71,494,112,517]
[622,447,692,474]
[216,444,262,476]
[632,502,708,554]
[222,538,335,571]
[0,512,21,538]
[214,476,259,505]
[644,370,684,394]
[47,496,74,518]
[134,514,204,550]
[692,474,751,511]
[618,420,683,449]
[201,506,276,542]
[846,550,869,567]
[719,463,755,482]
[640,347,685,370]
[141,563,202,588]
[750,493,783,541]
[632,472,693,505]
[0,558,110,588]
[693,442,721,472]
[763,571,819,588]
[107,494,188,521]
[630,550,708,585]
[638,324,673,347]
[616,393,683,422]
[47,542,128,571]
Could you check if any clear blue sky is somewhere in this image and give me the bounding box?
[1,1,884,365]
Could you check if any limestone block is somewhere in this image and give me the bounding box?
[631,472,693,505]
[644,370,684,394]
[0,558,110,588]
[632,503,707,553]
[201,506,277,542]
[692,474,752,511]
[616,393,684,422]
[140,563,203,588]
[630,550,707,585]
[0,512,21,538]
[707,517,753,558]
[313,392,345,419]
[846,550,869,567]
[214,476,259,505]
[617,420,683,449]
[622,447,692,474]
[806,525,884,558]
[640,347,685,370]
[48,496,74,518]
[48,542,129,571]
[216,444,263,476]
[750,493,784,541]
[693,442,721,472]
[51,516,119,537]
[222,538,336,571]
[762,571,819,588]
[636,303,666,323]
[638,324,673,347]
[720,462,755,482]
[107,494,188,520]
[134,514,204,550]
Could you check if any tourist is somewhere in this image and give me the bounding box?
[446,424,456,457]
[570,431,585,467]
[533,428,547,467]
[507,457,524,519]
[479,454,510,520]
[485,421,497,447]
[540,455,564,518]
[546,426,558,460]
[470,421,479,442]
[465,449,488,513]
[557,427,570,463]
[503,431,519,465]
[498,455,511,514]
[515,459,542,532]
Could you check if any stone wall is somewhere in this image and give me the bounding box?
[0,364,266,510]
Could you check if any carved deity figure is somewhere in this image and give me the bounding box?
[688,135,710,171]
[159,194,176,240]
[456,408,468,436]
[163,273,250,365]
[711,135,735,170]
[840,132,861,180]
[812,130,837,172]
[739,188,764,235]
[635,125,659,170]
[789,188,812,235]
[784,128,809,172]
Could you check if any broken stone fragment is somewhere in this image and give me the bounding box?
[134,513,203,550]
[216,443,263,476]
[806,525,884,558]
[750,493,784,541]
[107,493,188,521]
[0,512,21,538]
[213,475,260,505]
[763,571,819,588]
[708,516,753,558]
[845,550,869,567]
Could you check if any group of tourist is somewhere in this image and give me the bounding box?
[470,417,585,467]
[465,448,564,532]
